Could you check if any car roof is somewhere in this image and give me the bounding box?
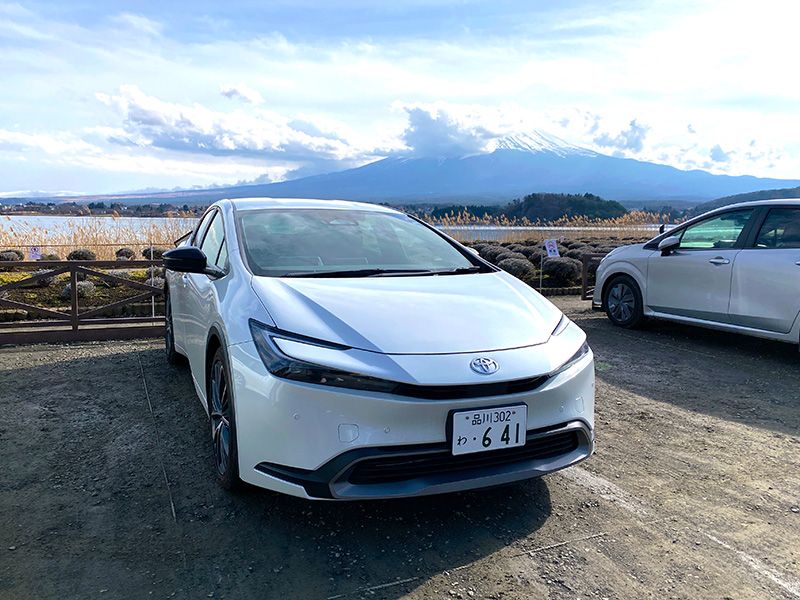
[711,198,800,211]
[223,197,402,214]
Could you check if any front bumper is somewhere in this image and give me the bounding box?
[257,420,593,499]
[229,340,595,499]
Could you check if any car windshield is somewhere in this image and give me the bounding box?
[237,208,478,277]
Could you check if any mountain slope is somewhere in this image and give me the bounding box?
[690,185,800,215]
[238,149,800,205]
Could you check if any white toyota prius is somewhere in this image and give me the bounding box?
[163,198,595,499]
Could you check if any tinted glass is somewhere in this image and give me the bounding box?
[238,209,474,276]
[755,208,800,249]
[200,212,225,267]
[679,209,753,249]
[193,210,216,246]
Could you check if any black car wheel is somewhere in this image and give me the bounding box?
[604,275,644,328]
[209,347,240,490]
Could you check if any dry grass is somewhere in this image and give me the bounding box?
[0,213,660,256]
[0,216,194,260]
[432,209,673,227]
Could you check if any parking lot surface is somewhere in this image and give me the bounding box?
[1,297,798,599]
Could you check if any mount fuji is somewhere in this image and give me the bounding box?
[28,131,800,208]
[193,131,800,207]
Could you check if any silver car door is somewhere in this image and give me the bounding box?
[646,209,754,323]
[730,207,800,333]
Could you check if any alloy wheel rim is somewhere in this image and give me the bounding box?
[210,360,232,476]
[608,283,635,322]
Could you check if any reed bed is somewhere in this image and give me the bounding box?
[0,212,666,257]
[0,215,195,260]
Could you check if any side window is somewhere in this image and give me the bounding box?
[200,212,227,270]
[754,208,800,249]
[678,209,754,250]
[193,210,216,246]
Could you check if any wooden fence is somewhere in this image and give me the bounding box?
[580,253,608,301]
[0,260,164,345]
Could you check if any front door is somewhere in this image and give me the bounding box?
[646,209,755,323]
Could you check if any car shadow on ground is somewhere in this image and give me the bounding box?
[1,344,554,599]
[571,308,800,436]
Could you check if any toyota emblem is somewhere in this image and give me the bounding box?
[470,357,499,375]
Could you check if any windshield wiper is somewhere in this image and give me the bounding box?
[427,266,484,275]
[282,268,435,278]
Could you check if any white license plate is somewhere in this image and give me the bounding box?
[451,405,527,456]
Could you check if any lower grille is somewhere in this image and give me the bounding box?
[347,430,580,485]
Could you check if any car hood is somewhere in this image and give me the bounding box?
[250,272,562,354]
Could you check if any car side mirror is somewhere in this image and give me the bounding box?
[465,247,481,257]
[658,236,681,255]
[163,246,208,274]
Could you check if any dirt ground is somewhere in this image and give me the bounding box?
[0,297,798,600]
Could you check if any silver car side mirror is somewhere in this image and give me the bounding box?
[658,235,681,255]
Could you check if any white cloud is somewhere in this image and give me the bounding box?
[594,119,649,153]
[1,1,800,192]
[96,85,377,174]
[220,84,264,105]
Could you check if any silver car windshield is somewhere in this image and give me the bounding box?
[237,209,478,277]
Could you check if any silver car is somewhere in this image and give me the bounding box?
[594,199,800,344]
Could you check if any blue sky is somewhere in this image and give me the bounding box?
[1,0,798,195]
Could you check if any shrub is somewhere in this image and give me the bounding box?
[105,270,133,288]
[492,251,527,265]
[0,251,21,271]
[478,245,506,263]
[30,269,55,288]
[542,256,582,286]
[60,281,96,301]
[1,249,23,260]
[564,246,592,260]
[145,276,165,290]
[115,247,136,260]
[67,248,97,261]
[142,247,168,260]
[517,246,545,262]
[497,258,536,281]
[38,253,61,261]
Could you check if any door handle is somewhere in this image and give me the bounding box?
[708,257,730,265]
[795,261,800,266]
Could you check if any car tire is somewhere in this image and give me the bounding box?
[208,346,240,490]
[603,275,645,328]
[164,287,184,366]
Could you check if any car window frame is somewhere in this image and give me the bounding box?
[742,205,800,250]
[644,207,759,252]
[199,210,230,274]
[192,208,217,247]
[188,206,230,277]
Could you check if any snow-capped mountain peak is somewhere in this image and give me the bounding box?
[490,131,593,157]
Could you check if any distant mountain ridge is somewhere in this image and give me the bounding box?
[3,131,799,208]
[690,185,800,215]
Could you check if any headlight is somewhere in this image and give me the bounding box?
[249,320,399,393]
[550,340,590,377]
